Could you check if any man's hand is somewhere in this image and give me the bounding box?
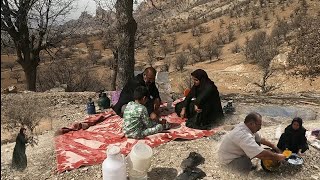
[194,105,202,113]
[154,98,161,112]
[273,147,282,154]
[276,153,286,161]
[180,108,186,118]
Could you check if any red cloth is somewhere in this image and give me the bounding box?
[54,99,220,173]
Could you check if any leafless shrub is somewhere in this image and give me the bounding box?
[2,98,47,146]
[88,49,102,65]
[231,42,241,53]
[170,34,179,54]
[4,62,16,71]
[10,71,21,83]
[270,18,290,43]
[191,26,201,36]
[288,15,320,80]
[178,73,193,93]
[175,53,188,72]
[105,57,115,69]
[159,38,171,57]
[191,48,205,62]
[227,25,236,43]
[36,59,105,92]
[147,47,156,67]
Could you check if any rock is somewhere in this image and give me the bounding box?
[313,165,319,170]
[311,175,319,180]
[81,167,89,172]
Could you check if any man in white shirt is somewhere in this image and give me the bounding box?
[218,112,286,173]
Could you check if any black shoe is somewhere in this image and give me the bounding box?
[175,168,206,180]
[180,152,205,170]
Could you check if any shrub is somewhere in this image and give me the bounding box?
[231,43,241,53]
[36,58,105,92]
[175,53,188,72]
[10,71,21,83]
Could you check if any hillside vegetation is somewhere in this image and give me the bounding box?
[1,0,319,94]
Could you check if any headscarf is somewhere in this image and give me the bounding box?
[285,117,305,134]
[191,69,216,91]
[191,69,209,83]
[19,127,26,135]
[291,117,303,129]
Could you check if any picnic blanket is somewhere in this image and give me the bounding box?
[54,101,221,173]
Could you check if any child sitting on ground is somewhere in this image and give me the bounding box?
[122,86,168,139]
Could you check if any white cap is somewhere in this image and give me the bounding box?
[107,146,121,155]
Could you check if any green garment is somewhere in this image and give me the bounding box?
[123,101,163,139]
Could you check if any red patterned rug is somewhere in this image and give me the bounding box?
[54,100,221,172]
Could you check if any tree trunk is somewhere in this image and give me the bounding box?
[115,0,137,89]
[24,64,37,91]
[19,52,40,92]
[111,51,118,90]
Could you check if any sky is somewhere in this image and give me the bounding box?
[69,0,144,20]
[70,0,97,20]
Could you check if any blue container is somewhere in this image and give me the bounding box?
[87,98,96,114]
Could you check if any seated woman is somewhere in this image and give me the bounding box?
[122,86,168,139]
[277,117,309,154]
[175,69,224,130]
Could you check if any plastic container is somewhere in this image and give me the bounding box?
[102,146,126,180]
[127,143,153,179]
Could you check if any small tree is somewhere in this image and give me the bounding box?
[176,53,188,72]
[171,34,179,54]
[147,47,156,67]
[159,38,170,57]
[245,31,280,93]
[289,15,320,80]
[88,49,102,65]
[10,71,21,83]
[5,62,16,71]
[231,42,241,53]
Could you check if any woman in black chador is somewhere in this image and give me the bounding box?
[12,127,28,171]
[175,69,224,130]
[277,117,309,154]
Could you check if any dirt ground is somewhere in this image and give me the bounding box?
[1,91,319,180]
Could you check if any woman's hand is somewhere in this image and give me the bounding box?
[194,105,202,113]
[180,108,186,118]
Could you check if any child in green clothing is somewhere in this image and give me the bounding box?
[123,86,168,139]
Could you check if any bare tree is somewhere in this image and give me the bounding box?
[1,0,76,91]
[253,68,279,94]
[245,31,280,93]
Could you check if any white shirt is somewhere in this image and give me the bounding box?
[217,122,264,164]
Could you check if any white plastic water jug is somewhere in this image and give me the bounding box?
[127,143,153,180]
[102,146,127,180]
